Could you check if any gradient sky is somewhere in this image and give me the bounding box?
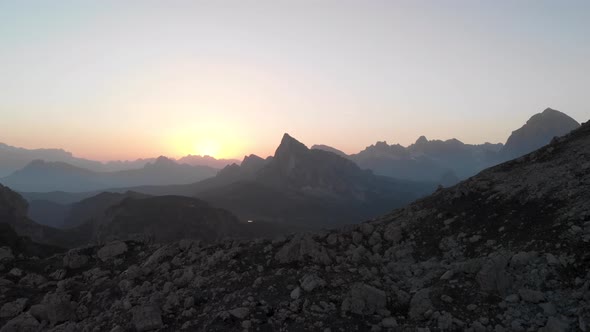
[1,1,589,161]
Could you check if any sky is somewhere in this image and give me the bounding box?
[1,0,589,161]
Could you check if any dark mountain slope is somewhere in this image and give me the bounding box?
[26,200,70,228]
[62,191,151,229]
[94,195,290,243]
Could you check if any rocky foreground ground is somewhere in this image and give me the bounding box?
[1,122,590,331]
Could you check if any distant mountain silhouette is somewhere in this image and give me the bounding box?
[311,144,348,157]
[1,157,218,192]
[0,142,238,178]
[312,108,577,184]
[500,108,580,160]
[177,154,240,168]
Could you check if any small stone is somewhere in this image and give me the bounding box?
[381,317,397,328]
[440,270,454,280]
[229,307,250,319]
[518,289,545,303]
[290,287,302,300]
[539,302,557,316]
[505,294,520,303]
[469,235,482,243]
[184,296,194,309]
[131,304,163,332]
[441,295,454,303]
[63,249,89,269]
[300,274,326,292]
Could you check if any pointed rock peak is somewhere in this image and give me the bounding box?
[275,133,308,158]
[415,136,428,145]
[280,133,305,147]
[374,141,388,148]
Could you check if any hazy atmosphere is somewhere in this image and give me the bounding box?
[2,0,589,160]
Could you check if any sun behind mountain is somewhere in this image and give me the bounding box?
[195,140,221,158]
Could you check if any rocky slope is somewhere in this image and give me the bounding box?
[1,120,588,331]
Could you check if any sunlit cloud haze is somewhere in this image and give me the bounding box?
[1,1,589,161]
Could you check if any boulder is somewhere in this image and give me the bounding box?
[0,298,28,319]
[300,274,326,292]
[518,289,545,303]
[44,292,75,325]
[62,249,89,269]
[229,307,250,319]
[275,234,332,265]
[97,241,128,261]
[539,317,569,332]
[341,283,387,315]
[408,289,432,320]
[131,305,163,332]
[0,247,14,262]
[0,312,40,332]
[383,223,402,243]
[476,252,512,296]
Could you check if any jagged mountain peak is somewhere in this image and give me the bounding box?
[275,133,308,159]
[415,135,428,145]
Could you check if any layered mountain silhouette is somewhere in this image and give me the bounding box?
[1,156,218,192]
[313,108,578,184]
[127,134,436,228]
[0,142,238,177]
[2,119,588,331]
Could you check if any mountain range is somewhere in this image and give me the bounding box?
[22,134,435,230]
[0,115,588,331]
[112,133,436,228]
[1,156,219,192]
[0,143,239,177]
[313,108,579,184]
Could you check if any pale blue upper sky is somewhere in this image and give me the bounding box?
[1,1,589,160]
